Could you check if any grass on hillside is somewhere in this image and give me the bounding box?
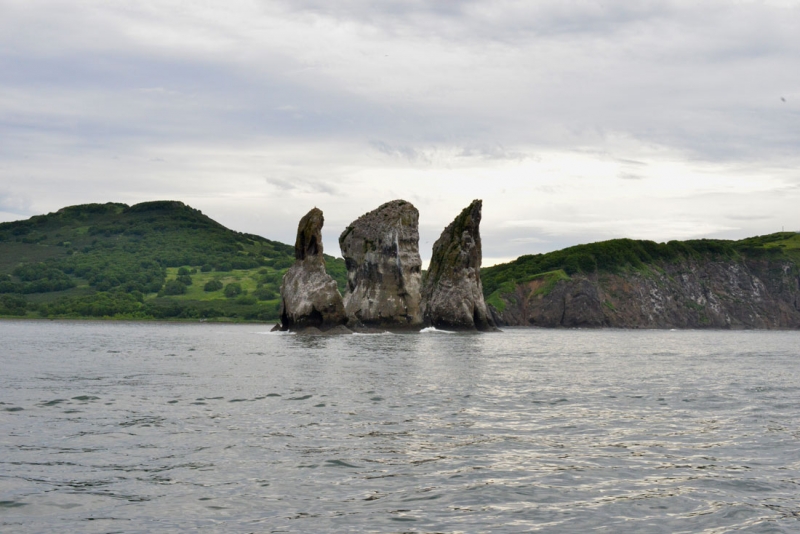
[485,270,570,313]
[0,201,347,321]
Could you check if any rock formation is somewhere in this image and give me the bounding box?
[279,208,348,332]
[338,200,423,328]
[491,257,800,329]
[422,199,497,331]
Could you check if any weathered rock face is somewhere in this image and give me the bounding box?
[338,200,423,328]
[492,258,800,329]
[422,200,496,331]
[279,208,347,331]
[294,207,324,260]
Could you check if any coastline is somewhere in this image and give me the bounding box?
[2,315,798,331]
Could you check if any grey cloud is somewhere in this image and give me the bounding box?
[370,141,528,163]
[265,177,338,195]
[2,0,799,255]
[0,192,32,217]
[481,226,596,261]
[725,214,773,221]
[456,145,527,161]
[510,237,547,244]
[274,0,673,41]
[3,1,799,164]
[369,140,426,162]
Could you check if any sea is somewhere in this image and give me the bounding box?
[1,320,799,533]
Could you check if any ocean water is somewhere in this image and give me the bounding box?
[1,321,799,533]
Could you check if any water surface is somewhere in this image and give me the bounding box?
[1,321,799,532]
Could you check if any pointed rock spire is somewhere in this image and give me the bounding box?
[422,199,497,331]
[294,207,324,260]
[279,208,347,331]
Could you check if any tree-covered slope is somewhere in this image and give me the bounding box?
[0,201,347,320]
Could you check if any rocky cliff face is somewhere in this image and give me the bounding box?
[492,258,800,329]
[422,200,496,331]
[279,208,347,331]
[338,200,423,328]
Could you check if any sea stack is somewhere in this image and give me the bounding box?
[339,200,423,329]
[279,208,348,332]
[422,199,497,331]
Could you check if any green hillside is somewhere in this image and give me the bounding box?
[481,232,800,309]
[3,202,796,322]
[0,201,347,321]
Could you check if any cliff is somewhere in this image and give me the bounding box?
[484,234,800,329]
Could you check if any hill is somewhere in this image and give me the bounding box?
[480,233,800,328]
[3,201,798,328]
[0,201,346,321]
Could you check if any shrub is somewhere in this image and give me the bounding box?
[254,287,277,301]
[160,280,187,296]
[273,258,293,269]
[94,281,112,292]
[0,294,27,316]
[224,282,243,298]
[204,279,223,292]
[176,274,193,286]
[0,281,22,294]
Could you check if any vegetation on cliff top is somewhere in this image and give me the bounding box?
[0,201,346,320]
[481,233,800,299]
[425,200,481,288]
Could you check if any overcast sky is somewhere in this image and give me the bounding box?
[1,0,798,265]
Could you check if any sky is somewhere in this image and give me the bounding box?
[1,0,799,266]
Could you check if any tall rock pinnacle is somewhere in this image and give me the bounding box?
[279,208,347,331]
[294,207,324,260]
[422,199,497,331]
[338,200,423,328]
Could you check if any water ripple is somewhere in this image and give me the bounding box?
[1,322,799,532]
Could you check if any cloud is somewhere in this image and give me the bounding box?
[0,191,32,216]
[1,0,799,263]
[3,0,798,159]
[725,214,773,221]
[265,177,338,195]
[369,140,426,163]
[457,145,527,161]
[501,217,738,241]
[510,237,547,244]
